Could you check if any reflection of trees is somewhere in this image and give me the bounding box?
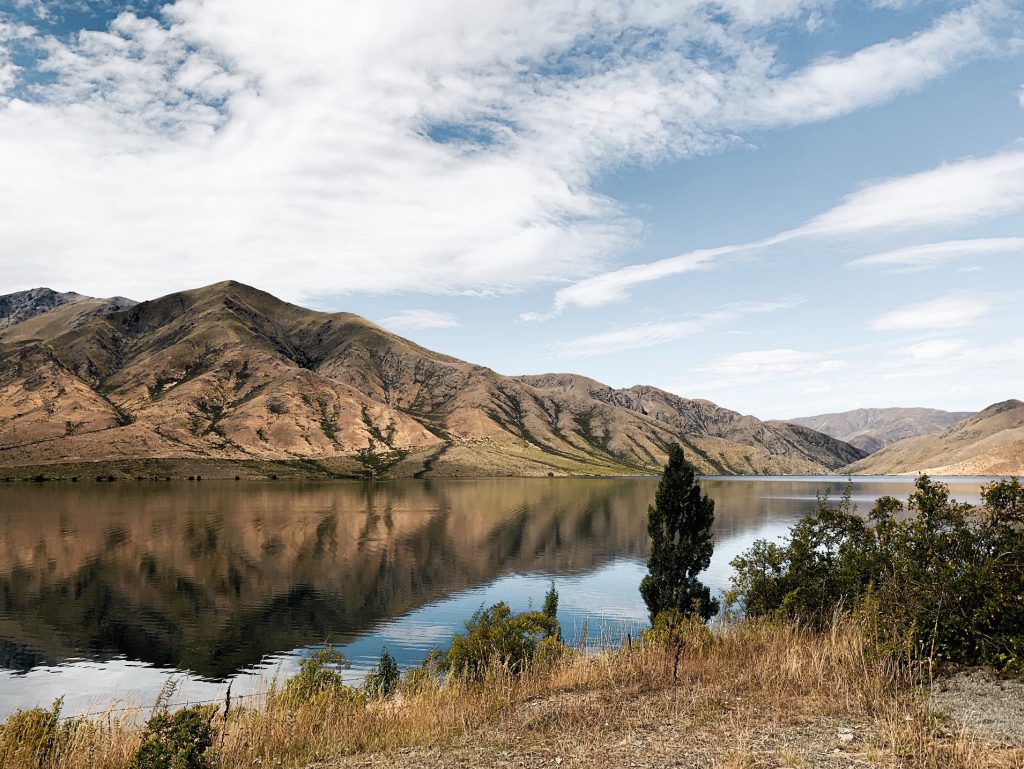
[0,479,655,677]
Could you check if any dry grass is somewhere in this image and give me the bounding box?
[1,619,1020,769]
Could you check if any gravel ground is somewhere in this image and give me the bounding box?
[319,689,887,769]
[928,669,1024,747]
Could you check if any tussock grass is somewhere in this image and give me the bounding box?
[1,618,1018,769]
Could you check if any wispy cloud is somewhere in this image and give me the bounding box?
[378,309,459,331]
[548,244,750,316]
[740,0,1009,127]
[692,348,849,380]
[800,150,1024,236]
[0,0,1016,300]
[549,300,794,358]
[545,145,1024,313]
[875,336,1024,382]
[870,293,1004,331]
[896,338,970,363]
[847,237,1024,270]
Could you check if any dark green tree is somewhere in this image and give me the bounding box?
[640,444,719,622]
[364,647,400,699]
[542,581,558,623]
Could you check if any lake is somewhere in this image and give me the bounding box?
[0,475,996,717]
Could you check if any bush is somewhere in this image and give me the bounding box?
[131,704,216,769]
[282,645,361,706]
[728,476,1024,671]
[364,647,400,700]
[440,602,560,681]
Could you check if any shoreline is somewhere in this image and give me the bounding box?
[0,459,1013,482]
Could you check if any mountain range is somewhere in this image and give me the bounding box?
[0,281,866,478]
[843,400,1024,476]
[788,407,976,453]
[2,281,1018,478]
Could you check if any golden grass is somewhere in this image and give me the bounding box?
[1,619,1019,769]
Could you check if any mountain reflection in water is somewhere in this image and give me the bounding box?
[0,475,991,716]
[0,479,657,678]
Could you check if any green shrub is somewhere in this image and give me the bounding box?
[728,476,1024,671]
[440,602,560,681]
[131,704,216,769]
[364,647,400,700]
[282,645,361,706]
[642,608,713,648]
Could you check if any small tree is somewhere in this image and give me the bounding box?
[640,444,718,622]
[542,581,558,623]
[364,647,400,699]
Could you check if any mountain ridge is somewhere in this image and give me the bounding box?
[0,281,866,478]
[843,400,1024,476]
[789,406,976,453]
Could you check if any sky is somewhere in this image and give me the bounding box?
[0,0,1022,419]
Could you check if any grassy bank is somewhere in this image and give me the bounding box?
[2,618,1019,769]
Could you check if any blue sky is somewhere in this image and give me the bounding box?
[1,0,1022,418]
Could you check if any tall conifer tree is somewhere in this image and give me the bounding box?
[640,444,719,622]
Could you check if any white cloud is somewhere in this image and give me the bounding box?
[0,19,35,96]
[800,150,1024,237]
[546,144,1024,313]
[875,336,1024,383]
[847,237,1024,270]
[377,309,459,331]
[896,338,970,363]
[0,0,1016,301]
[740,1,1008,127]
[869,293,1002,331]
[549,300,792,357]
[549,245,746,314]
[692,348,848,380]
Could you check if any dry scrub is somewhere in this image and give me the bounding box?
[1,620,1020,769]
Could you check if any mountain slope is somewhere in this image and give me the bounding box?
[789,407,975,453]
[843,400,1024,476]
[0,281,863,477]
[519,374,864,473]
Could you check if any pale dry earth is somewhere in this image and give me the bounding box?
[929,670,1024,748]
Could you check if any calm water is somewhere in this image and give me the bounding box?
[0,475,996,717]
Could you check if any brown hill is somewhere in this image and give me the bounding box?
[788,407,975,453]
[843,400,1024,476]
[519,375,864,473]
[0,281,864,477]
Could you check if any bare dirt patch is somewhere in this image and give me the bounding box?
[928,670,1024,748]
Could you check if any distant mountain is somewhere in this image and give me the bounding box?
[789,407,975,454]
[843,400,1024,476]
[0,287,136,333]
[0,281,864,478]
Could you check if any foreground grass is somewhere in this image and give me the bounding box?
[2,620,1020,769]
